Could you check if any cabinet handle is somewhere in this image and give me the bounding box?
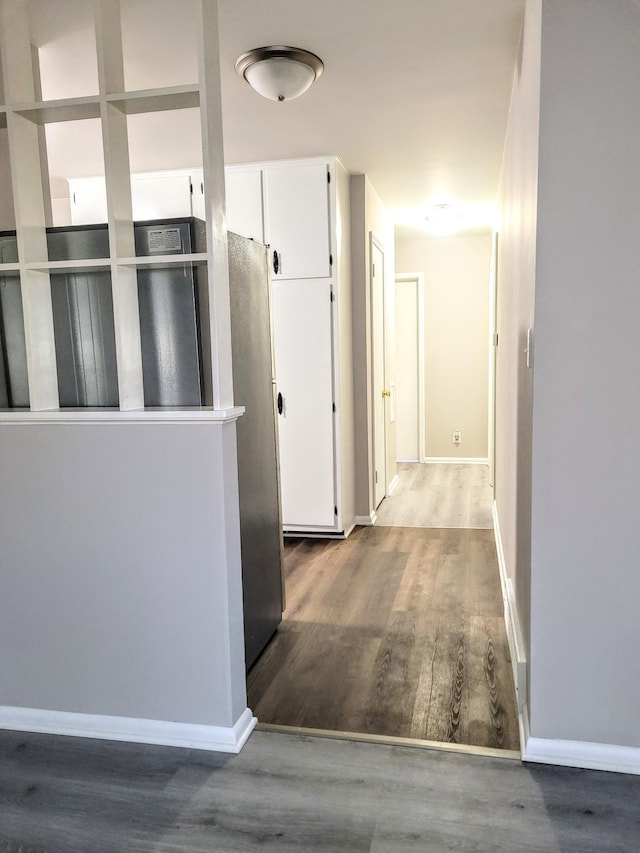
[277,392,284,415]
[273,250,280,275]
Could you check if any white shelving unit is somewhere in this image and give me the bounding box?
[0,0,233,415]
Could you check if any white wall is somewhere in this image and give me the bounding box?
[350,174,395,519]
[396,234,491,460]
[495,0,540,673]
[529,0,640,749]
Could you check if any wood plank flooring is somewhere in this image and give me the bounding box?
[2,728,639,852]
[248,526,519,751]
[376,462,493,528]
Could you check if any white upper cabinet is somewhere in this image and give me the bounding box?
[224,167,264,243]
[69,172,197,226]
[264,161,331,280]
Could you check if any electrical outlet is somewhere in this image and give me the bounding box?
[453,430,461,445]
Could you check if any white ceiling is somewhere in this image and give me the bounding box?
[217,0,525,235]
[29,0,526,236]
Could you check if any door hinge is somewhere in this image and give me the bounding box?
[327,171,331,183]
[332,402,336,413]
[330,287,335,302]
[375,471,378,484]
[334,505,338,516]
[329,253,333,267]
[189,182,193,195]
[372,263,375,276]
[493,332,499,347]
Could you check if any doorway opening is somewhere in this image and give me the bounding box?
[246,238,518,755]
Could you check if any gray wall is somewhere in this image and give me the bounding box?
[495,0,540,665]
[0,421,247,728]
[529,0,640,746]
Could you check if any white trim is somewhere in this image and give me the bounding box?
[488,230,498,489]
[523,735,640,776]
[387,473,400,496]
[0,406,245,425]
[423,457,489,465]
[492,501,527,713]
[0,706,257,754]
[355,511,378,526]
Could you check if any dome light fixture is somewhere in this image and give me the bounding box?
[235,45,324,102]
[425,204,463,236]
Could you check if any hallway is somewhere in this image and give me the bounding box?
[248,464,519,751]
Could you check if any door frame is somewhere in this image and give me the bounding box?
[370,232,387,508]
[394,272,426,463]
[488,231,498,490]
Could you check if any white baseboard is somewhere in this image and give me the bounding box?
[492,502,527,714]
[355,511,378,526]
[387,474,400,496]
[0,705,257,754]
[423,457,489,465]
[523,734,640,776]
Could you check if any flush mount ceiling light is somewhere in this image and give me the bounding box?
[425,204,463,235]
[235,45,324,102]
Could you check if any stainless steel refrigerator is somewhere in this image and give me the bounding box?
[228,231,284,669]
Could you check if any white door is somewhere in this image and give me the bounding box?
[264,162,331,280]
[371,237,386,508]
[395,275,423,462]
[272,278,335,529]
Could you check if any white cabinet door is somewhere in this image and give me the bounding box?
[264,162,331,280]
[225,167,264,242]
[131,173,192,220]
[190,168,206,220]
[272,278,335,529]
[69,177,107,225]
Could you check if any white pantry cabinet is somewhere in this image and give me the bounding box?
[226,156,355,537]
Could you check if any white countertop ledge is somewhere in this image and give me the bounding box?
[0,406,246,425]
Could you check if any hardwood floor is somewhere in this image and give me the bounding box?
[248,525,519,751]
[375,462,493,528]
[2,728,639,852]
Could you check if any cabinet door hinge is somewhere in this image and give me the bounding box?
[189,182,193,195]
[332,402,336,413]
[493,332,499,347]
[334,505,338,516]
[330,287,335,302]
[327,171,331,184]
[329,253,333,267]
[375,471,378,484]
